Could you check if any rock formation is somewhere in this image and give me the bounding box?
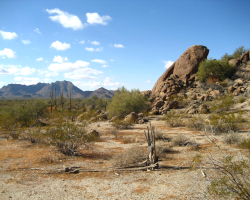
[152,45,209,97]
[149,45,209,114]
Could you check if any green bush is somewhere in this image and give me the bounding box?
[107,86,149,118]
[221,46,250,61]
[47,117,95,156]
[197,59,236,82]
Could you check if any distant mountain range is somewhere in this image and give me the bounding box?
[0,81,116,99]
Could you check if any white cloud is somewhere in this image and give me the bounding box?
[73,77,122,89]
[102,65,108,68]
[43,78,51,83]
[34,28,41,34]
[163,60,174,68]
[145,80,151,83]
[95,47,103,52]
[50,41,70,50]
[14,77,41,85]
[0,65,35,76]
[48,60,90,72]
[46,8,85,30]
[86,13,112,25]
[0,30,18,40]
[85,47,95,52]
[65,68,103,80]
[79,40,85,44]
[53,55,68,63]
[0,48,16,58]
[91,41,100,45]
[114,44,124,48]
[36,57,43,61]
[45,71,59,77]
[22,39,30,44]
[91,59,106,64]
[110,59,114,62]
[85,47,102,52]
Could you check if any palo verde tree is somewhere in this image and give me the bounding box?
[107,86,149,118]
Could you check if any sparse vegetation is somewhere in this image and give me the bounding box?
[171,134,189,146]
[223,131,242,145]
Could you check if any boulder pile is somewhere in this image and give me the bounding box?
[149,45,209,114]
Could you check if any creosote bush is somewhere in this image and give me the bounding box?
[107,86,149,118]
[47,117,97,156]
[197,59,236,82]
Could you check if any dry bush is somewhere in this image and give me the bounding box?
[111,118,134,129]
[171,134,189,146]
[110,128,119,138]
[156,141,175,158]
[238,95,246,103]
[162,110,185,127]
[223,131,242,145]
[207,112,246,134]
[40,152,63,164]
[112,146,146,168]
[185,117,205,131]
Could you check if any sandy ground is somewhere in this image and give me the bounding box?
[0,115,249,200]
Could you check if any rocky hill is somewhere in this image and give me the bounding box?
[144,45,250,115]
[0,81,115,99]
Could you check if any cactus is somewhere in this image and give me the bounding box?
[50,89,54,113]
[54,87,57,111]
[60,91,64,109]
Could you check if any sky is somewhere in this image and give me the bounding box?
[0,0,250,91]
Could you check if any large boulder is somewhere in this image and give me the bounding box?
[152,45,209,96]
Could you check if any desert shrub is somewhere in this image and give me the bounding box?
[208,112,246,134]
[207,156,250,200]
[107,86,149,118]
[171,134,189,146]
[209,95,234,113]
[238,96,246,103]
[223,131,242,145]
[110,128,119,138]
[111,118,134,129]
[221,46,250,61]
[80,109,98,121]
[197,59,236,82]
[47,117,96,156]
[156,141,175,158]
[112,146,146,168]
[154,130,165,141]
[185,117,205,131]
[162,110,185,127]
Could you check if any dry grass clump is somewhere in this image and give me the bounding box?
[110,128,119,138]
[171,134,189,146]
[185,117,205,131]
[162,110,185,127]
[223,131,242,145]
[156,141,175,158]
[40,152,64,164]
[112,146,146,168]
[111,118,134,129]
[238,95,246,103]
